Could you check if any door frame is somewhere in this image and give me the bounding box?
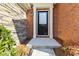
[33,4,53,39]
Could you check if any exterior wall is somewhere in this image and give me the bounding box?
[0,17,20,45]
[0,4,27,45]
[54,4,79,46]
[26,9,33,39]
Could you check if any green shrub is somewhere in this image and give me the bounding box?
[0,25,18,56]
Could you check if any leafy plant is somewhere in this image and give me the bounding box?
[0,25,18,56]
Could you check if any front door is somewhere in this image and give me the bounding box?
[37,11,48,35]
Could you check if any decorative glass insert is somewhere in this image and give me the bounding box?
[39,12,47,24]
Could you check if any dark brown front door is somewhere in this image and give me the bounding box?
[37,11,48,35]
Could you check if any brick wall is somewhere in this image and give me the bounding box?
[26,4,79,46]
[26,9,33,39]
[54,4,79,46]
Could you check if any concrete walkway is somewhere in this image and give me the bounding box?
[31,48,55,56]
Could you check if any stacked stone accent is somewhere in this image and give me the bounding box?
[12,19,27,43]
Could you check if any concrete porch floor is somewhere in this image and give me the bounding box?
[27,38,61,49]
[27,38,61,56]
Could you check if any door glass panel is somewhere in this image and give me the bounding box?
[37,11,48,35]
[39,12,47,24]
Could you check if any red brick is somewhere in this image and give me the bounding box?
[26,9,33,39]
[54,4,79,46]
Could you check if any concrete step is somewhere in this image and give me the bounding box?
[31,48,55,56]
[28,38,61,49]
[27,38,61,56]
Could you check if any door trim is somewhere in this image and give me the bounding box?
[33,4,53,39]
